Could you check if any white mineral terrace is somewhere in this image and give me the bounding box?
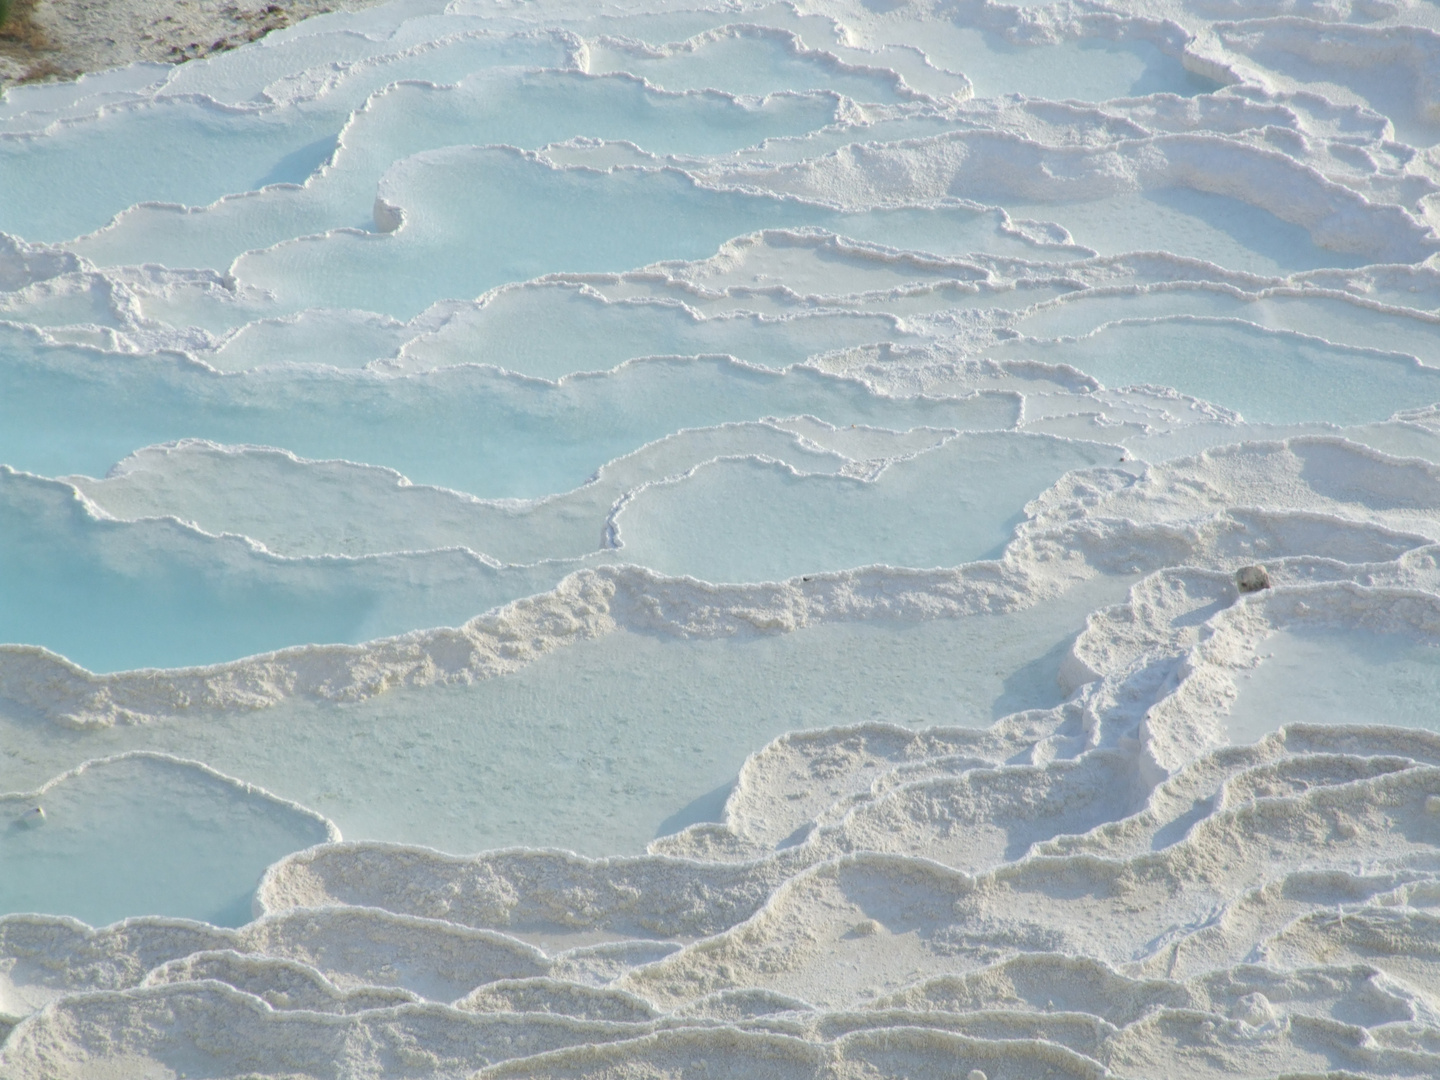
[4,1,1440,1077]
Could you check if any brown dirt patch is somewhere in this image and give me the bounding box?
[0,0,68,83]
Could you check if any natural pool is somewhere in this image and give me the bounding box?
[1227,627,1440,746]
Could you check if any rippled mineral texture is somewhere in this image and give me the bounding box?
[6,0,1440,1077]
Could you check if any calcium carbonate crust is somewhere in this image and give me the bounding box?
[6,0,1440,1076]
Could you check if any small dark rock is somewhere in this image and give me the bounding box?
[1236,565,1270,593]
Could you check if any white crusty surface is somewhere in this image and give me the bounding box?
[7,0,1440,1076]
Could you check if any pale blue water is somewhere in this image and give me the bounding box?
[0,37,573,240]
[913,26,1219,101]
[0,340,1007,495]
[998,318,1440,425]
[0,755,331,927]
[229,153,1052,321]
[391,288,907,379]
[1014,292,1440,368]
[60,76,847,274]
[0,468,578,672]
[585,31,913,101]
[1227,627,1440,745]
[1005,190,1378,275]
[616,432,1116,582]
